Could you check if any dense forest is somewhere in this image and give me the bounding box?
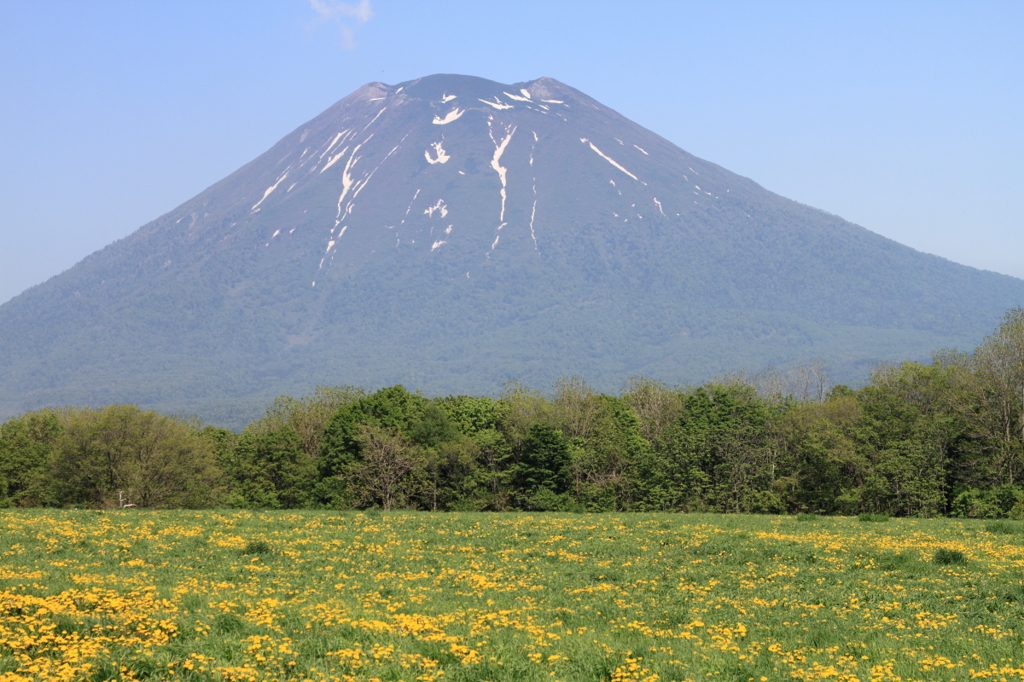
[2,308,1023,518]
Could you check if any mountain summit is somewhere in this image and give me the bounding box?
[2,74,1022,426]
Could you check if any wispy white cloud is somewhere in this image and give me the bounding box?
[309,0,373,50]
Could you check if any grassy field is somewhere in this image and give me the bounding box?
[2,511,1024,682]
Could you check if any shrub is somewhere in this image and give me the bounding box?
[933,548,967,565]
[242,540,271,555]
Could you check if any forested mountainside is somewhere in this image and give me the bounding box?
[3,309,1023,518]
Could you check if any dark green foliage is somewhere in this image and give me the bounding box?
[247,386,366,458]
[778,396,865,515]
[940,309,1024,492]
[572,396,652,511]
[933,548,968,565]
[0,410,63,507]
[320,386,427,473]
[410,402,460,448]
[221,427,315,509]
[416,437,486,511]
[652,384,780,513]
[317,386,428,507]
[514,424,572,508]
[853,363,957,517]
[951,485,1024,519]
[242,540,272,556]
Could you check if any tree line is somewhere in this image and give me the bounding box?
[3,309,1024,518]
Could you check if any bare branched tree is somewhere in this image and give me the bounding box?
[622,376,682,443]
[732,362,831,404]
[551,375,602,440]
[786,360,830,403]
[352,424,418,510]
[499,380,550,453]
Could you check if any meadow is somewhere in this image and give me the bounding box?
[2,511,1024,682]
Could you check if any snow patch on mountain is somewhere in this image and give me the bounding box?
[320,132,346,160]
[334,139,369,224]
[251,171,289,212]
[321,148,348,173]
[530,186,538,250]
[479,97,513,110]
[400,189,420,225]
[489,124,516,222]
[424,199,449,219]
[433,109,465,125]
[425,141,450,165]
[580,138,639,182]
[364,107,387,130]
[489,222,507,254]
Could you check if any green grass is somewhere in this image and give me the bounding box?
[1,510,1023,681]
[984,520,1022,535]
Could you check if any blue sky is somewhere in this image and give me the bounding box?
[1,0,1021,305]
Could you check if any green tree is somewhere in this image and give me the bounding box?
[778,396,865,514]
[856,362,961,516]
[222,427,315,509]
[570,396,651,511]
[0,410,64,507]
[656,384,780,513]
[438,395,513,508]
[551,376,602,441]
[53,405,221,508]
[317,385,428,507]
[415,437,481,511]
[497,381,551,458]
[410,402,460,448]
[513,424,572,510]
[939,309,1024,490]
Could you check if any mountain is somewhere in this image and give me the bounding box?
[2,74,1022,428]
